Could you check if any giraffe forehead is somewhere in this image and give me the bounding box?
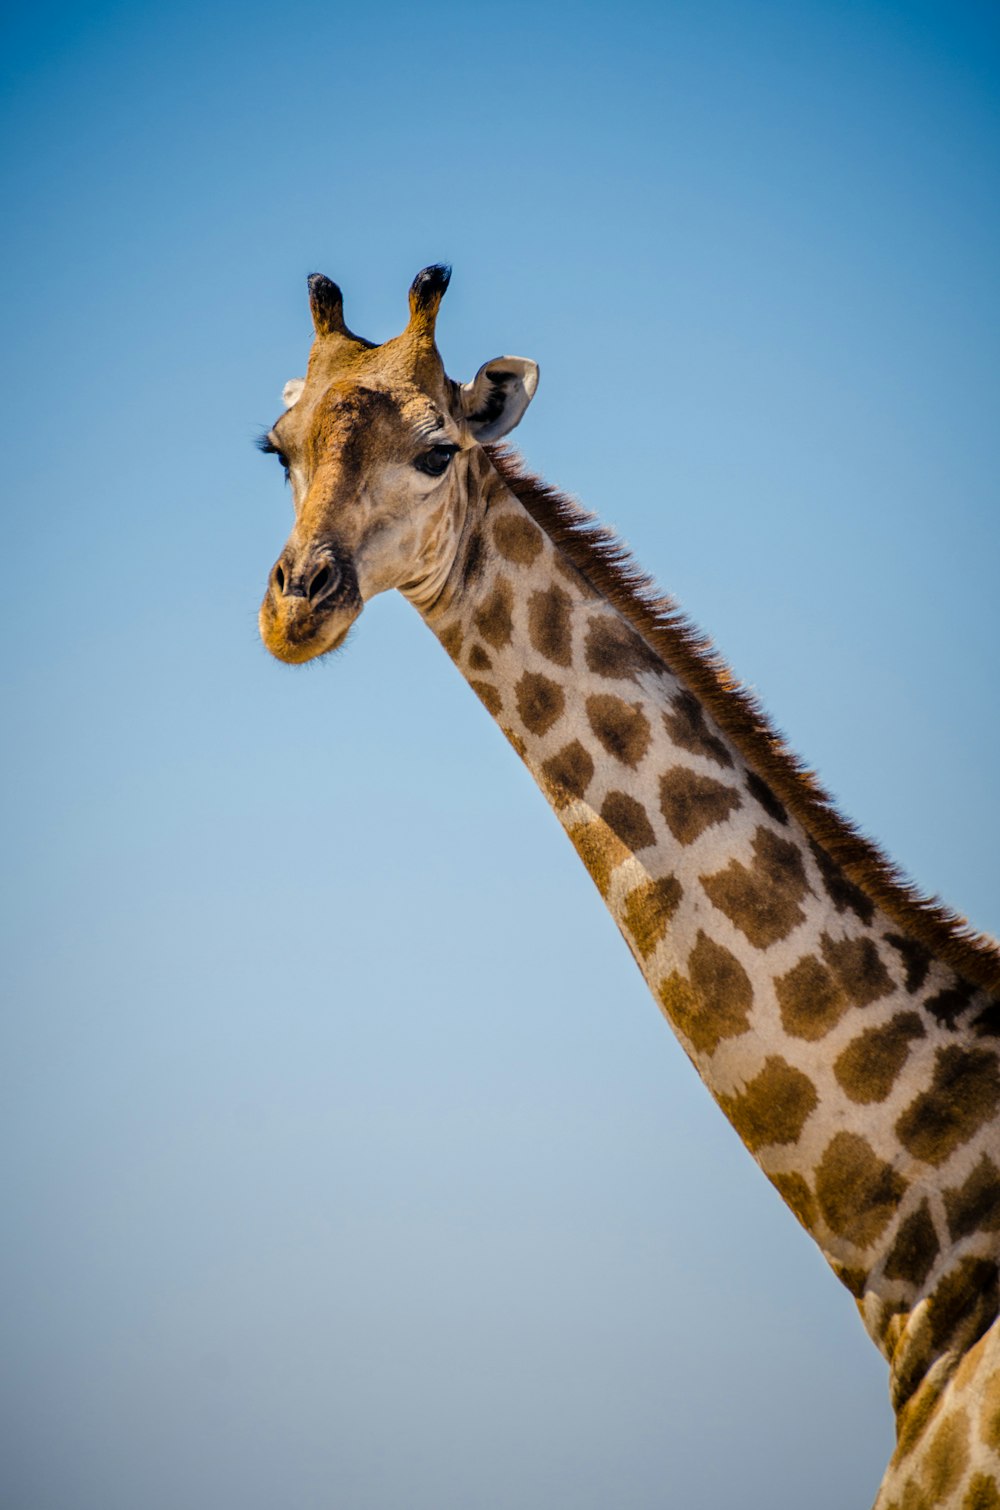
[281,382,448,461]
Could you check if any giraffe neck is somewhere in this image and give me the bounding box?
[413,449,1000,1425]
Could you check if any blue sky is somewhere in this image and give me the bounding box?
[2,3,998,1507]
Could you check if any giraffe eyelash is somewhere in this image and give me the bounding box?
[256,432,290,479]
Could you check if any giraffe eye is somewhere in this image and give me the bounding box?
[415,444,458,477]
[257,433,291,480]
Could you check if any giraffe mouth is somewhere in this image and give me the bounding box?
[258,556,363,664]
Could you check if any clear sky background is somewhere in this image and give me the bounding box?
[2,3,998,1507]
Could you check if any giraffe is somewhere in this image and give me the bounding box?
[256,266,1000,1509]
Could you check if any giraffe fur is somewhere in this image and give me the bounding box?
[256,266,1000,1509]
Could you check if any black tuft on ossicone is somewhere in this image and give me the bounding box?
[307,273,345,333]
[409,263,452,309]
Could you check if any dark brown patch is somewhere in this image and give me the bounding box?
[807,837,875,926]
[658,932,754,1056]
[461,524,485,584]
[719,1056,817,1153]
[600,791,656,852]
[700,826,809,949]
[974,999,1000,1037]
[830,1260,868,1299]
[515,671,565,736]
[528,584,573,668]
[884,1200,940,1288]
[541,741,594,808]
[622,875,683,958]
[896,1045,1000,1167]
[745,770,787,824]
[772,1172,816,1230]
[492,511,543,565]
[566,817,631,899]
[467,643,492,672]
[927,1256,999,1360]
[834,1013,927,1104]
[775,953,849,1042]
[584,614,661,682]
[469,680,502,716]
[438,622,463,659]
[662,690,733,769]
[963,1475,1000,1510]
[489,450,1000,994]
[473,578,514,649]
[922,1409,970,1505]
[821,932,893,1006]
[815,1131,907,1247]
[944,1155,1000,1243]
[925,979,975,1030]
[885,932,933,994]
[585,693,652,768]
[659,767,742,846]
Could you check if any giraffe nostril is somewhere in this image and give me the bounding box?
[273,562,286,595]
[307,560,340,605]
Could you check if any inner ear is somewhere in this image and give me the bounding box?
[283,378,305,409]
[460,357,539,442]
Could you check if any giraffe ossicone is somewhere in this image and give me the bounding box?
[256,266,1000,1509]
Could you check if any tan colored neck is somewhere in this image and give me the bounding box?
[416,454,1000,1421]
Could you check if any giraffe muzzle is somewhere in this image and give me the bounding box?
[259,547,362,663]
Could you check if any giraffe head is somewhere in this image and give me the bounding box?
[258,266,539,663]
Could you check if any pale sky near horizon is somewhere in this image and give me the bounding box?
[2,3,998,1507]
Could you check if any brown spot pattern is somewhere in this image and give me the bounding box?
[927,1257,998,1360]
[622,875,683,959]
[701,826,809,949]
[922,1409,970,1505]
[469,680,502,716]
[719,1056,817,1153]
[821,932,892,1006]
[585,694,652,768]
[515,671,565,736]
[896,1045,1000,1167]
[567,818,631,899]
[473,579,514,648]
[885,932,933,994]
[467,643,492,671]
[438,623,463,659]
[944,1156,1000,1243]
[884,1200,940,1288]
[964,1475,1000,1510]
[926,979,975,1030]
[834,1013,927,1104]
[528,585,573,668]
[493,511,543,565]
[815,1132,906,1247]
[772,1172,817,1230]
[658,932,754,1056]
[659,767,742,846]
[541,741,594,808]
[745,770,788,824]
[830,1261,869,1299]
[808,837,875,925]
[600,791,656,852]
[584,614,661,681]
[775,953,849,1042]
[663,690,733,768]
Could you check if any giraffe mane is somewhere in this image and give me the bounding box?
[487,445,1000,996]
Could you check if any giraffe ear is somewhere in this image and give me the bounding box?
[460,357,539,442]
[282,378,305,409]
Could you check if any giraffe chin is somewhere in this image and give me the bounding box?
[258,596,362,665]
